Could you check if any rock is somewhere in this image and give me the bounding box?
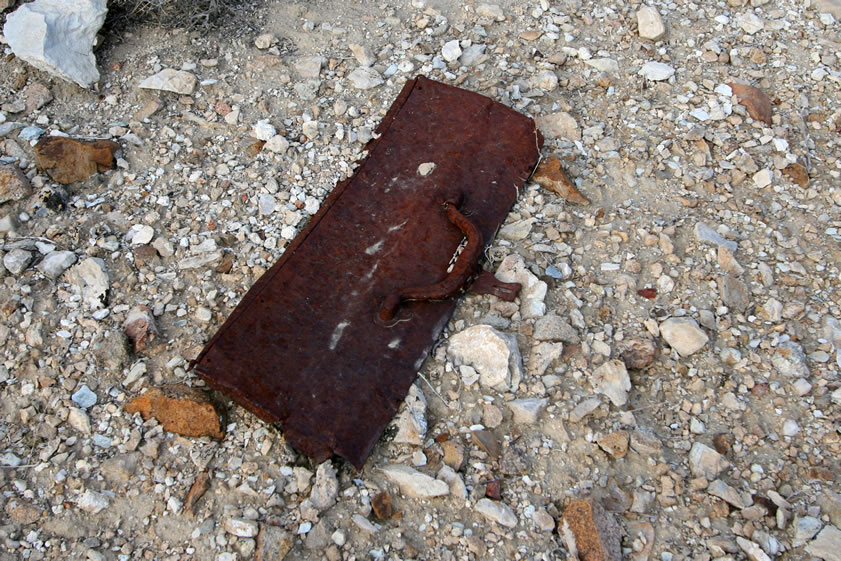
[590,360,631,406]
[178,251,222,270]
[124,384,224,439]
[559,498,622,561]
[534,314,579,343]
[441,440,465,471]
[792,516,823,546]
[728,83,773,125]
[71,384,97,408]
[496,254,547,318]
[23,82,53,114]
[349,43,376,66]
[639,61,675,81]
[627,520,655,561]
[302,120,319,140]
[3,0,107,88]
[437,465,467,501]
[348,67,383,89]
[447,324,522,391]
[264,135,289,154]
[771,341,810,377]
[535,112,581,141]
[782,162,809,187]
[69,257,109,310]
[36,250,76,279]
[138,69,197,95]
[508,398,548,424]
[736,538,771,561]
[310,461,339,512]
[442,40,462,62]
[720,273,749,312]
[718,246,744,275]
[293,56,325,79]
[532,509,556,532]
[460,44,488,67]
[782,419,800,437]
[130,224,154,246]
[815,0,841,19]
[737,12,764,34]
[182,471,210,514]
[597,430,629,459]
[394,384,427,445]
[694,222,738,252]
[500,218,536,240]
[123,306,158,352]
[476,3,505,21]
[475,498,517,528]
[254,33,275,49]
[371,491,393,520]
[753,168,773,188]
[707,479,748,508]
[619,337,657,369]
[569,398,602,423]
[352,514,380,533]
[67,407,91,434]
[380,464,449,499]
[532,156,591,205]
[584,58,619,73]
[34,136,119,184]
[689,442,729,479]
[3,248,33,275]
[225,518,259,538]
[528,342,563,375]
[5,500,41,524]
[77,489,109,513]
[807,526,841,561]
[637,6,666,40]
[256,525,293,561]
[472,429,501,458]
[529,69,558,91]
[659,318,708,357]
[253,119,276,141]
[0,164,31,203]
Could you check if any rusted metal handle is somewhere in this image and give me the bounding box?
[379,200,483,322]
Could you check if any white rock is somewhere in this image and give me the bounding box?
[310,461,339,511]
[352,514,380,533]
[67,407,91,434]
[264,135,289,154]
[528,342,563,375]
[254,33,275,49]
[417,162,436,176]
[475,498,517,528]
[224,518,259,538]
[3,248,33,275]
[806,526,841,561]
[293,56,325,79]
[660,318,708,356]
[394,384,427,445]
[529,70,559,91]
[302,120,319,140]
[771,341,810,377]
[584,58,620,73]
[637,6,666,40]
[70,257,109,310]
[640,61,675,81]
[590,360,632,406]
[447,325,522,392]
[496,254,547,318]
[442,40,463,62]
[138,69,197,95]
[500,218,536,241]
[36,250,76,279]
[437,465,467,501]
[131,224,154,246]
[737,538,771,561]
[689,442,729,480]
[793,516,824,546]
[753,168,773,188]
[460,44,488,67]
[508,398,548,424]
[535,111,581,141]
[348,66,383,89]
[253,119,277,141]
[782,419,800,437]
[707,479,748,508]
[476,3,505,21]
[77,489,109,513]
[3,0,107,88]
[380,464,449,499]
[349,44,377,67]
[738,13,764,34]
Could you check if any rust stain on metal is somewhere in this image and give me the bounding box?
[192,76,543,468]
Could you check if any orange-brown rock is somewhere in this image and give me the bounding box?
[728,83,773,125]
[782,163,809,187]
[183,470,211,514]
[372,491,394,520]
[34,136,119,184]
[124,384,223,439]
[559,498,622,561]
[532,156,591,205]
[596,430,630,459]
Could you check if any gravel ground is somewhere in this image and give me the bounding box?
[1,0,840,560]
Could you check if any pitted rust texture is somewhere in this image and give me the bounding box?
[193,76,543,468]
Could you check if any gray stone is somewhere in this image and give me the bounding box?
[36,250,76,279]
[639,61,674,81]
[394,384,427,445]
[806,525,841,561]
[534,315,579,343]
[71,384,97,409]
[447,325,522,392]
[736,538,771,561]
[77,489,109,513]
[3,0,107,88]
[3,248,33,275]
[310,461,339,512]
[590,360,631,406]
[707,479,748,509]
[130,224,154,246]
[70,257,109,309]
[380,464,449,499]
[253,119,276,141]
[721,274,749,312]
[771,341,810,377]
[293,56,325,79]
[569,398,601,423]
[475,498,517,528]
[139,69,197,95]
[584,58,619,73]
[815,0,841,19]
[793,516,823,547]
[0,164,31,203]
[535,111,581,141]
[689,442,729,480]
[348,67,383,89]
[178,251,222,270]
[660,318,708,357]
[694,222,738,252]
[637,6,666,40]
[476,3,505,21]
[257,525,293,561]
[508,398,548,424]
[348,44,376,67]
[460,44,488,67]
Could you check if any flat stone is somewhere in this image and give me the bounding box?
[224,518,259,538]
[793,516,823,546]
[380,464,449,499]
[77,489,109,514]
[348,67,383,89]
[508,398,548,424]
[569,398,602,423]
[67,407,91,434]
[437,465,467,501]
[69,257,109,310]
[460,44,488,67]
[737,538,771,561]
[535,111,581,141]
[293,56,325,79]
[597,430,630,459]
[310,461,339,512]
[3,0,107,88]
[124,384,224,439]
[475,498,517,528]
[815,0,841,19]
[720,273,749,312]
[559,499,622,561]
[0,164,31,203]
[637,6,666,40]
[3,248,33,275]
[34,136,119,184]
[496,254,547,318]
[771,341,810,377]
[660,317,708,357]
[689,442,729,480]
[442,40,462,62]
[694,222,738,252]
[707,479,748,508]
[807,526,841,561]
[528,341,563,375]
[590,359,631,406]
[738,12,764,34]
[447,325,522,392]
[264,134,289,154]
[256,525,293,561]
[639,61,675,81]
[476,3,505,21]
[532,508,556,532]
[130,224,154,246]
[500,218,536,240]
[139,69,197,95]
[534,314,579,343]
[584,58,619,73]
[349,44,376,66]
[71,384,97,409]
[753,168,773,188]
[36,250,76,279]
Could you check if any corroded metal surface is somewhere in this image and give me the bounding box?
[192,76,543,468]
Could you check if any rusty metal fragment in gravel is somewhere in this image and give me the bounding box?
[192,76,542,468]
